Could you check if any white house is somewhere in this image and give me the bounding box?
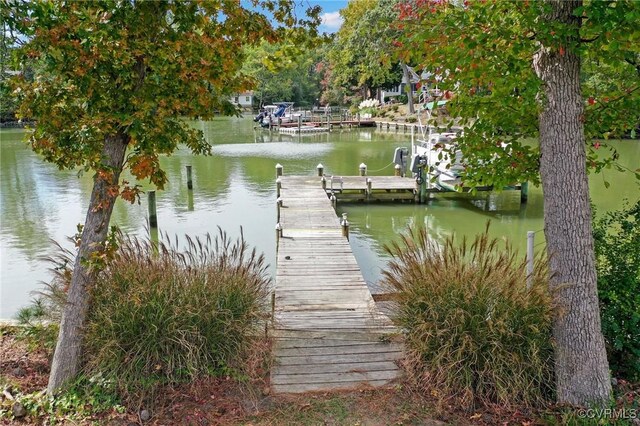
[230,91,254,110]
[381,66,436,102]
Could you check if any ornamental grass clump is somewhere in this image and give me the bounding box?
[382,226,554,408]
[82,229,270,402]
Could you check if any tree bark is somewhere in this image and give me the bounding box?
[401,62,414,114]
[534,0,611,407]
[47,133,129,394]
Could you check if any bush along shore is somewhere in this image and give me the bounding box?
[1,214,639,425]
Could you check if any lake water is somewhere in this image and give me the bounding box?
[1,116,639,318]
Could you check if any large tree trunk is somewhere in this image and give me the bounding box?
[401,62,414,114]
[534,0,611,407]
[47,133,129,394]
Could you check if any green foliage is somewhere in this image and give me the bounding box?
[327,0,403,99]
[0,375,124,423]
[593,200,640,381]
[69,229,270,403]
[6,1,319,196]
[382,226,554,408]
[14,299,58,354]
[242,40,325,107]
[397,0,640,188]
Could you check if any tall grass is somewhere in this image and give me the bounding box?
[41,228,270,404]
[382,225,555,408]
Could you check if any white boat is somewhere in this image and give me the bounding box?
[410,103,465,190]
[254,102,304,127]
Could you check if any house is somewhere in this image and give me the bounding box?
[381,66,437,102]
[230,91,254,110]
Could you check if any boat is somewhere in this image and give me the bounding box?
[410,102,465,190]
[254,102,303,128]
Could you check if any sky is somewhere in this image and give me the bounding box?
[305,0,348,33]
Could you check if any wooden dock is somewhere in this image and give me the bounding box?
[278,125,330,135]
[271,174,402,393]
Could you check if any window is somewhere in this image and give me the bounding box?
[245,96,250,102]
[234,96,239,102]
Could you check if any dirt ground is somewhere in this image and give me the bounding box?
[2,332,638,426]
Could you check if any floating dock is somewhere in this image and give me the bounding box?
[278,125,330,135]
[271,173,402,393]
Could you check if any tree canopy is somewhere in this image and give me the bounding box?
[397,0,639,188]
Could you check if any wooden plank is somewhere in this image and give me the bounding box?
[276,343,402,357]
[271,379,395,394]
[272,361,398,376]
[271,369,399,385]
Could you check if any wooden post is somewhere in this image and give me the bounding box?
[186,165,193,190]
[316,163,324,177]
[276,177,282,197]
[420,176,427,203]
[526,231,535,289]
[321,176,326,190]
[148,190,158,228]
[276,163,283,178]
[330,193,337,209]
[298,115,302,131]
[520,181,529,203]
[359,163,367,176]
[187,189,194,211]
[394,164,402,177]
[341,213,349,240]
[271,291,276,324]
[276,197,283,222]
[366,178,372,201]
[275,222,282,243]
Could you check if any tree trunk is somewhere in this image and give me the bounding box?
[47,133,129,394]
[401,62,414,114]
[534,0,611,407]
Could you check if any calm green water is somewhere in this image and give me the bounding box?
[1,117,639,318]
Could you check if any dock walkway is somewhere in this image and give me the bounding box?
[271,175,402,393]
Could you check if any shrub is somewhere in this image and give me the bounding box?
[38,229,270,404]
[405,117,417,123]
[593,200,640,381]
[397,94,408,104]
[382,226,554,408]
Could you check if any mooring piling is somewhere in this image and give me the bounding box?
[520,181,529,203]
[148,190,158,228]
[186,165,193,190]
[341,212,349,240]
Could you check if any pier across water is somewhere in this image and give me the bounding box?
[270,171,403,393]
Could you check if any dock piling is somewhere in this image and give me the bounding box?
[341,213,349,240]
[276,177,282,197]
[520,182,529,203]
[148,190,158,228]
[394,164,402,177]
[276,163,283,178]
[186,165,193,190]
[366,178,372,201]
[321,176,326,190]
[317,163,324,177]
[330,192,337,209]
[359,163,367,177]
